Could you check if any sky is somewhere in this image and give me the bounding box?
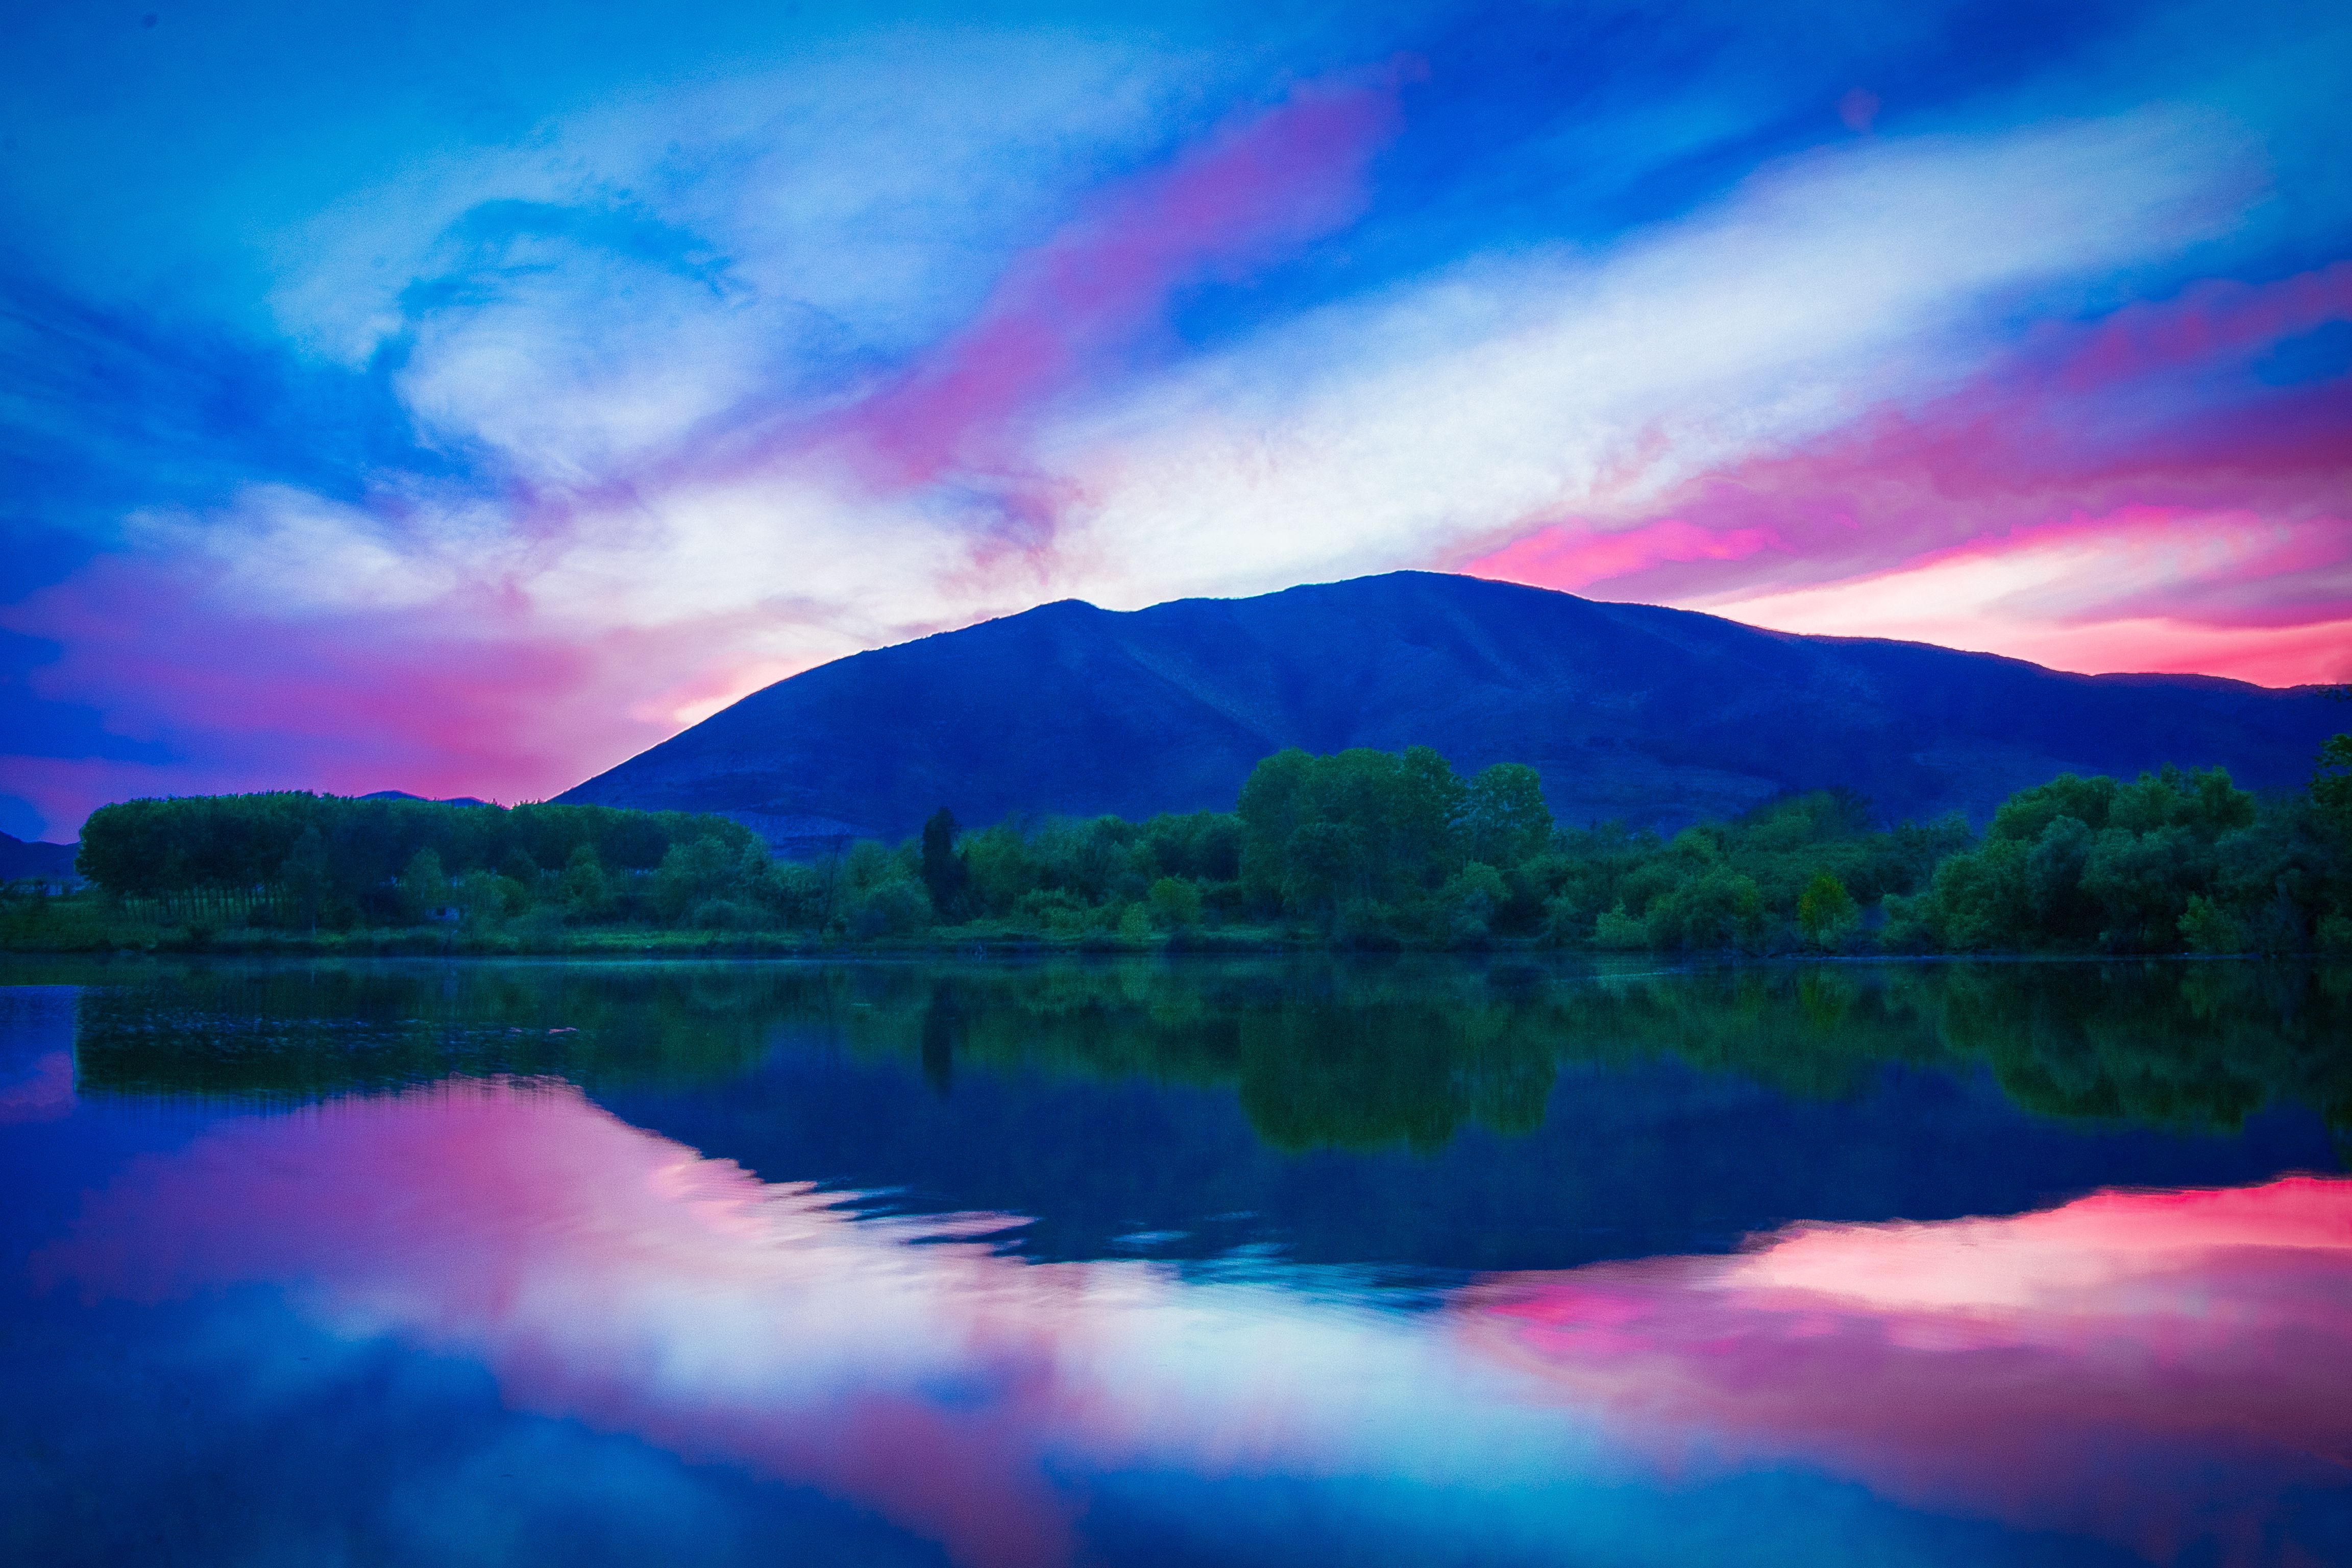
[3,0,2349,839]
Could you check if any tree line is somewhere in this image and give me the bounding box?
[59,727,2352,954]
[74,793,767,931]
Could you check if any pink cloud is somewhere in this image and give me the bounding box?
[1468,518,1784,592]
[816,78,1404,496]
[2,78,1412,835]
[2049,260,2352,392]
[1695,505,2352,685]
[1463,262,2352,679]
[0,552,757,829]
[1836,88,1880,134]
[554,70,1410,528]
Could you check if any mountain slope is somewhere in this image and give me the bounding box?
[557,572,2343,844]
[0,832,80,883]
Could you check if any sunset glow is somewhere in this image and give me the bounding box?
[3,1,2347,837]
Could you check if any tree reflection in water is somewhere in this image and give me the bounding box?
[48,957,2351,1157]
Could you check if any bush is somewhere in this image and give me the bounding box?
[1876,892,1937,954]
[1148,876,1203,929]
[2319,914,2352,954]
[1440,862,1509,946]
[2177,895,2245,955]
[846,878,932,939]
[1796,872,1858,949]
[690,898,762,932]
[1013,887,1090,932]
[1591,905,1650,950]
[1646,870,1765,952]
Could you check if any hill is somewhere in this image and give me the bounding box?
[0,831,80,884]
[557,572,2343,845]
[358,790,492,808]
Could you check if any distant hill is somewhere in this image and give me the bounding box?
[358,790,492,808]
[0,831,80,884]
[557,571,2344,845]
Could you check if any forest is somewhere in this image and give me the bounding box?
[10,728,2351,957]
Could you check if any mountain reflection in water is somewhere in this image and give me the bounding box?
[4,958,2349,1566]
[32,1077,2352,1567]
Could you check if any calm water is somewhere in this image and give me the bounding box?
[2,957,2347,1567]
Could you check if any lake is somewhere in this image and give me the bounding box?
[2,955,2346,1566]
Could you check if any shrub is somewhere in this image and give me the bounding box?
[846,878,932,939]
[690,898,762,932]
[2177,895,2245,955]
[1148,876,1203,929]
[1796,872,1858,948]
[1591,905,1650,951]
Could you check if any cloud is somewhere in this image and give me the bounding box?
[1458,261,2352,681]
[0,68,1411,828]
[1690,507,2352,685]
[6,9,2345,833]
[265,33,1249,374]
[1033,106,2262,606]
[811,75,1404,498]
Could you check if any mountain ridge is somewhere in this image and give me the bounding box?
[557,571,2342,847]
[0,831,81,884]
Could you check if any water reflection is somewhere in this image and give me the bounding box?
[43,957,2352,1152]
[31,1077,2352,1566]
[0,986,75,1123]
[1468,1179,2352,1562]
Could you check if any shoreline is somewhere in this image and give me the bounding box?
[0,926,2329,966]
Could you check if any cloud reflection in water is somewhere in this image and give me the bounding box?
[33,1079,2351,1566]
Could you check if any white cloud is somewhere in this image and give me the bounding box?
[394,241,790,481]
[124,485,518,616]
[1031,106,2263,608]
[136,96,2272,771]
[265,32,1238,375]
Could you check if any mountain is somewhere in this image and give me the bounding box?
[358,790,493,808]
[557,571,2345,846]
[0,831,80,884]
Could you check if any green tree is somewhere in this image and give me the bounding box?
[1391,748,1467,874]
[1236,748,1317,908]
[1989,773,2118,843]
[1284,821,1364,922]
[1646,869,1766,951]
[846,877,932,938]
[653,837,755,923]
[1796,872,1857,948]
[281,825,331,931]
[1591,904,1650,950]
[2023,816,2094,940]
[2316,733,2352,827]
[1462,764,1552,868]
[2177,895,2245,954]
[1440,862,1509,945]
[1148,876,1203,929]
[559,844,608,918]
[452,867,514,926]
[1928,838,2029,951]
[397,847,449,923]
[920,807,968,919]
